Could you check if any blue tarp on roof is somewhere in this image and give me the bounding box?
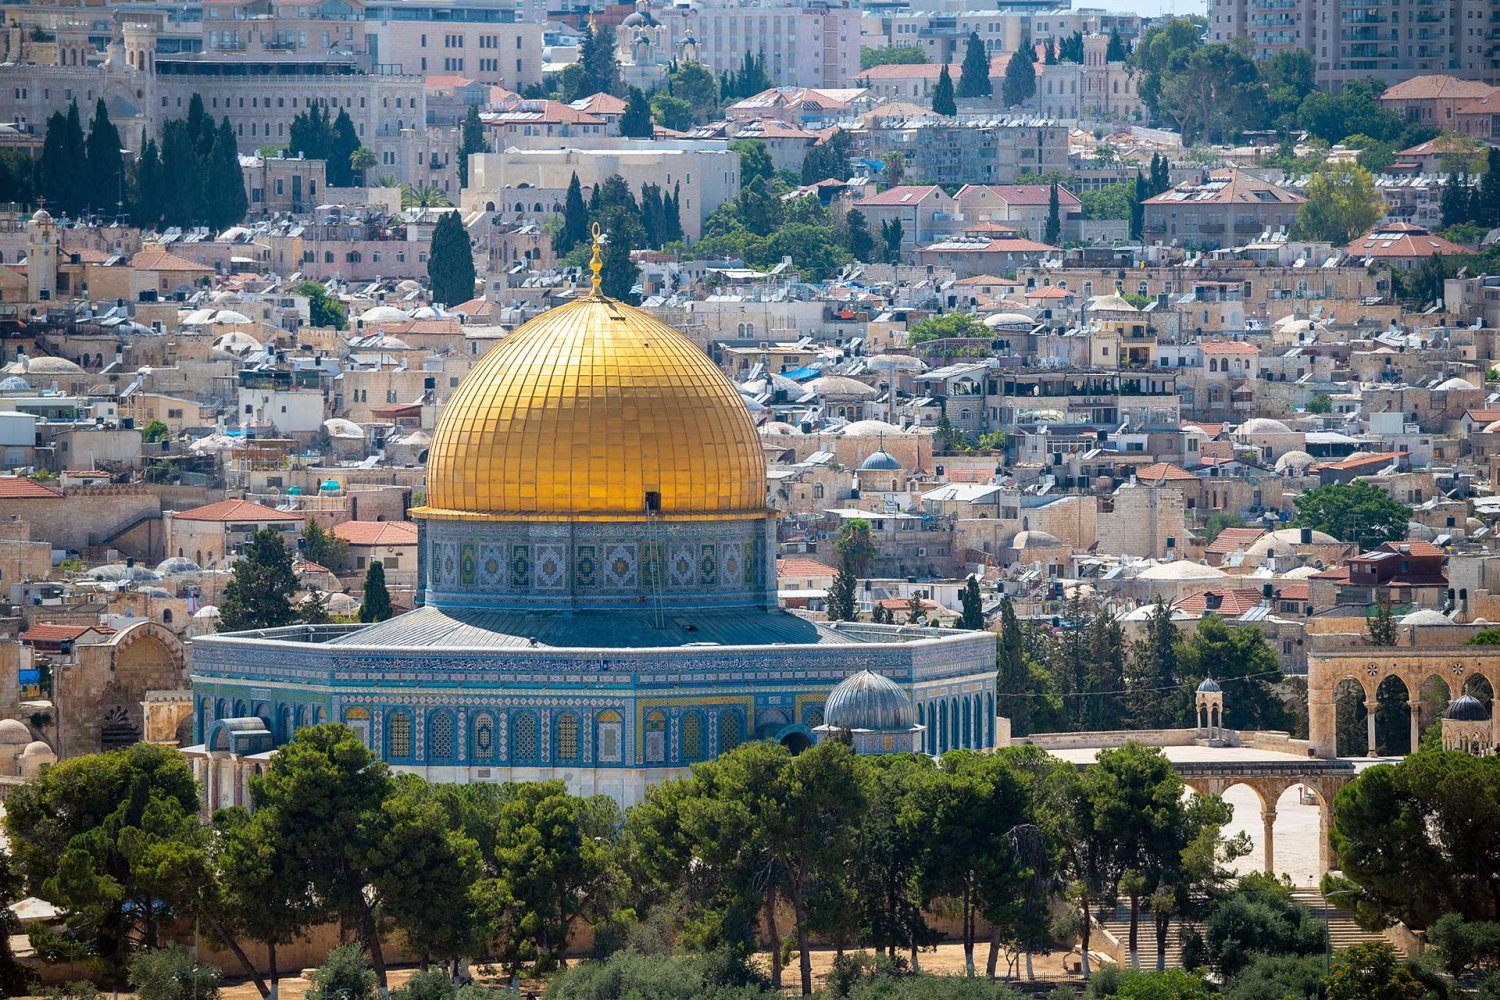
[783,366,821,381]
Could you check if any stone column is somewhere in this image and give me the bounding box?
[1408,700,1421,754]
[1308,686,1338,758]
[1261,806,1277,875]
[1365,701,1377,756]
[1318,796,1334,874]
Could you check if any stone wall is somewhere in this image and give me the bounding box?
[55,621,185,758]
[7,489,161,557]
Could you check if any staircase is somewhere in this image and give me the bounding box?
[1290,891,1403,956]
[1094,904,1190,970]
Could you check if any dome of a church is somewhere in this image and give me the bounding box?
[418,293,765,521]
[860,450,903,471]
[1446,693,1490,722]
[824,670,916,731]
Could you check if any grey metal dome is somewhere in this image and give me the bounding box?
[860,450,903,471]
[1446,694,1491,722]
[824,670,915,731]
[1197,677,1222,694]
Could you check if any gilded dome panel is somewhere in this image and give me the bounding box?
[418,296,767,521]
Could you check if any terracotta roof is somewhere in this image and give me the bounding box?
[1136,462,1197,483]
[1174,588,1264,616]
[1345,225,1470,259]
[1183,422,1226,437]
[1378,540,1444,558]
[128,248,214,272]
[1380,75,1498,102]
[777,556,838,578]
[1277,582,1309,601]
[424,75,475,89]
[1314,451,1404,471]
[19,623,115,644]
[1026,285,1073,298]
[481,101,604,126]
[1205,527,1267,556]
[955,183,1081,207]
[857,184,950,207]
[1201,340,1261,355]
[0,476,63,499]
[332,520,419,546]
[172,499,302,522]
[569,92,627,115]
[1142,169,1304,207]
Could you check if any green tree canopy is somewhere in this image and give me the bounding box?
[958,32,993,98]
[1292,480,1409,550]
[932,64,957,116]
[428,210,477,307]
[299,280,348,330]
[907,313,990,343]
[1295,161,1384,245]
[861,46,929,70]
[620,87,654,138]
[219,526,298,632]
[359,560,393,623]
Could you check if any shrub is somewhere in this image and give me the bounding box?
[127,948,221,1000]
[305,945,378,1000]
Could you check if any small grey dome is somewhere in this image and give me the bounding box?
[824,670,915,731]
[1197,677,1222,694]
[860,450,903,471]
[1446,694,1491,722]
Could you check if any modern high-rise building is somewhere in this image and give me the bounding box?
[1208,0,1500,90]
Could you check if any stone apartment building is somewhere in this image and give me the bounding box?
[1142,170,1305,250]
[860,119,1070,187]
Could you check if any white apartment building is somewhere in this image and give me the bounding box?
[1209,0,1500,89]
[678,3,861,89]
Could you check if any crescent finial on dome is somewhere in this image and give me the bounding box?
[589,222,604,297]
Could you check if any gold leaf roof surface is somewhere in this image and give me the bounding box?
[415,293,768,522]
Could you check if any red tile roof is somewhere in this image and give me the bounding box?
[856,184,950,207]
[956,183,1082,207]
[128,248,214,273]
[332,520,418,546]
[1142,169,1303,207]
[1205,527,1267,556]
[0,477,63,499]
[172,499,302,522]
[1380,75,1498,102]
[20,623,115,644]
[1174,588,1264,616]
[1202,341,1261,355]
[1136,462,1197,483]
[1346,225,1471,259]
[1314,451,1404,471]
[777,556,838,578]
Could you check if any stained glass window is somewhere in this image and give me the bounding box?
[429,712,454,759]
[474,714,495,757]
[514,714,538,761]
[389,712,412,757]
[556,713,580,761]
[718,710,741,755]
[681,712,704,761]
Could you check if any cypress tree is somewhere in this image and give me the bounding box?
[959,576,984,629]
[640,182,662,247]
[845,208,874,261]
[995,597,1033,735]
[555,172,590,255]
[932,64,957,116]
[826,555,859,622]
[1002,48,1036,107]
[84,99,124,216]
[205,117,248,231]
[329,109,359,187]
[160,119,204,228]
[599,224,639,302]
[427,210,476,307]
[1045,38,1056,65]
[457,104,487,188]
[359,561,393,623]
[61,101,87,215]
[579,19,621,96]
[1106,27,1127,61]
[1440,173,1474,229]
[1130,170,1147,241]
[134,139,164,228]
[957,31,992,99]
[663,182,684,244]
[620,87,654,138]
[38,111,70,214]
[1044,181,1061,245]
[1479,146,1500,228]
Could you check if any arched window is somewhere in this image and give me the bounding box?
[681,712,705,762]
[644,709,667,763]
[511,713,539,763]
[717,710,741,755]
[233,699,247,718]
[813,483,824,498]
[939,703,948,752]
[387,711,412,758]
[950,700,960,750]
[472,712,496,761]
[555,712,580,761]
[277,704,291,742]
[961,696,972,748]
[986,692,995,745]
[917,702,926,752]
[427,711,455,760]
[596,710,623,763]
[163,608,173,623]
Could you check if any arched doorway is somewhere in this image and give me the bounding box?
[780,731,812,755]
[1417,675,1452,747]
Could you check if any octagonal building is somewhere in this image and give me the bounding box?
[188,270,996,805]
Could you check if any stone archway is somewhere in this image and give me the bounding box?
[1308,648,1500,758]
[61,621,185,755]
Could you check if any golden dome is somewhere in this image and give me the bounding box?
[416,294,767,522]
